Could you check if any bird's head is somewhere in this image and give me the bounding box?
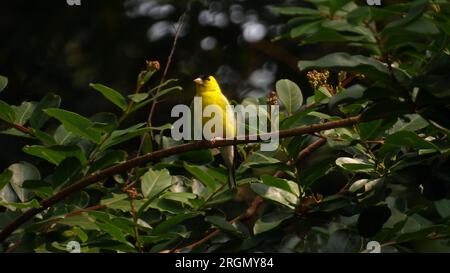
[194,75,221,94]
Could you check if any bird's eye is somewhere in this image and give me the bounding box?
[200,75,210,81]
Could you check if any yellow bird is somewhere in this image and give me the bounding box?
[193,75,237,189]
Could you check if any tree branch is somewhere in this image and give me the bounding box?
[296,137,327,162]
[172,197,264,253]
[0,114,367,243]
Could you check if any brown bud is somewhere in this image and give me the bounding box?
[267,91,278,105]
[126,187,139,199]
[146,60,160,72]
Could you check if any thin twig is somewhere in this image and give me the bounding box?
[173,196,264,252]
[146,12,186,131]
[122,11,187,191]
[296,137,327,162]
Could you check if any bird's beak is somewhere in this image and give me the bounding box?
[193,78,203,85]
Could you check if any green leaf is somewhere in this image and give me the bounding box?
[0,199,40,209]
[50,157,83,190]
[183,162,219,191]
[8,162,40,202]
[299,53,390,81]
[328,0,352,15]
[30,93,61,129]
[329,85,366,109]
[0,169,12,192]
[382,0,427,32]
[361,100,411,121]
[152,86,182,101]
[253,209,293,235]
[44,108,102,143]
[250,183,298,209]
[358,119,396,140]
[101,123,154,150]
[101,193,128,206]
[23,145,87,165]
[54,125,76,145]
[0,100,16,123]
[335,157,374,173]
[141,169,172,199]
[289,20,322,38]
[90,83,128,111]
[261,175,299,197]
[388,114,429,134]
[57,213,99,231]
[205,215,243,237]
[160,192,197,206]
[0,75,8,93]
[89,150,127,173]
[90,112,118,133]
[21,180,54,198]
[315,86,332,104]
[435,199,450,219]
[276,79,303,115]
[128,93,149,103]
[152,212,200,235]
[379,131,439,157]
[238,151,280,173]
[96,222,128,244]
[0,185,18,208]
[34,129,57,145]
[12,101,36,125]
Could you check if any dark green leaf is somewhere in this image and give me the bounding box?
[90,83,128,111]
[276,79,303,114]
[253,209,293,234]
[96,222,129,244]
[141,169,172,199]
[261,175,299,196]
[205,215,243,237]
[0,75,7,93]
[184,162,219,191]
[0,199,40,209]
[8,162,40,202]
[44,108,102,143]
[21,180,54,198]
[379,131,439,157]
[152,212,200,235]
[250,183,298,209]
[89,150,127,173]
[12,101,36,125]
[299,53,390,81]
[0,100,16,123]
[23,145,87,165]
[30,93,61,129]
[0,169,12,192]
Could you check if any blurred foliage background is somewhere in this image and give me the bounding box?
[0,0,315,168]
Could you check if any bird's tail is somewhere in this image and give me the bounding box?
[221,145,237,189]
[228,164,236,189]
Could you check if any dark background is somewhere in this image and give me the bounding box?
[0,0,317,168]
